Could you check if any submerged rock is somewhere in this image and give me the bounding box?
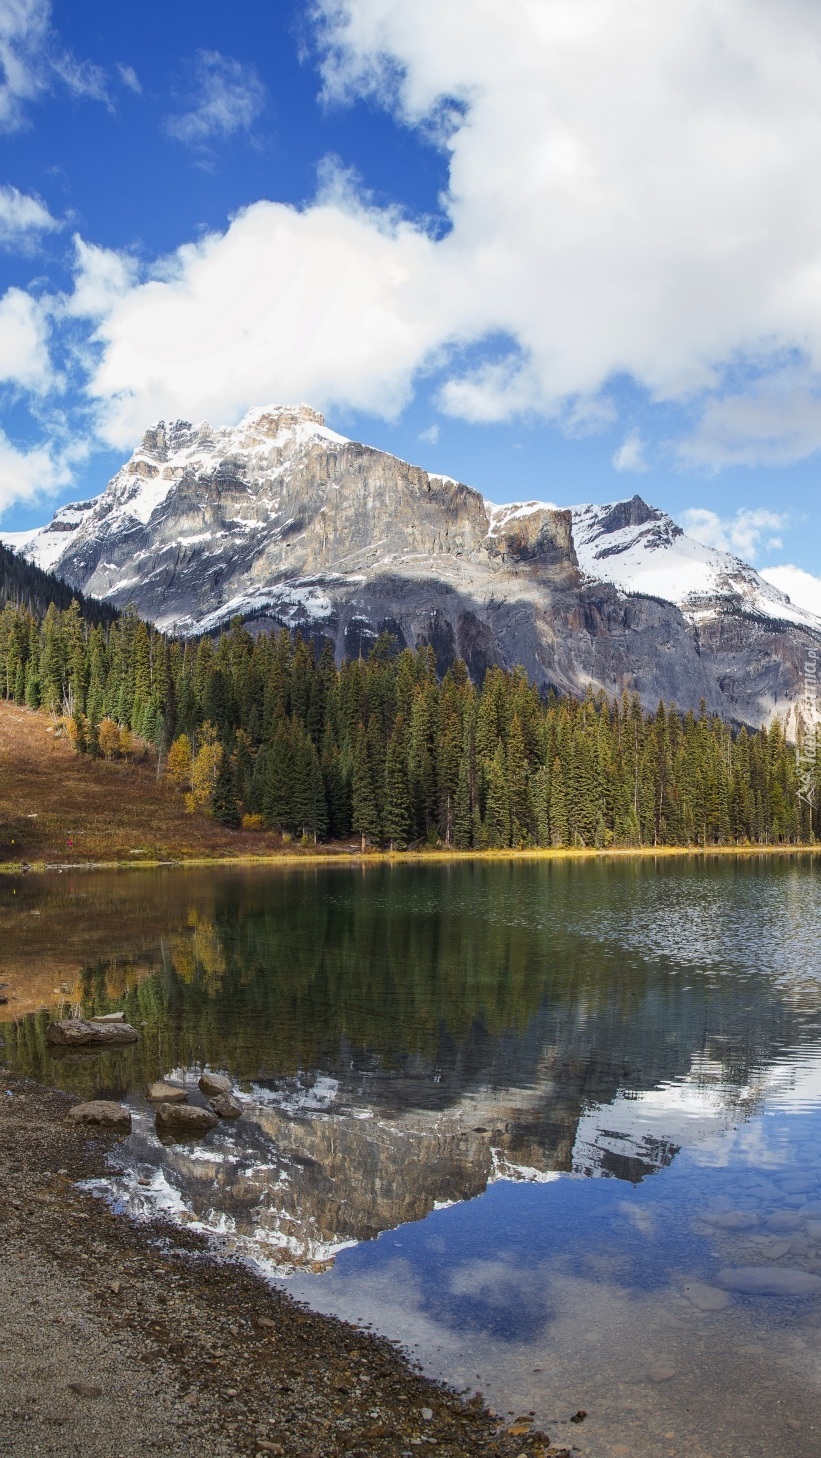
[209,1092,243,1120]
[147,1081,187,1103]
[198,1071,232,1097]
[155,1103,218,1139]
[66,1100,132,1131]
[682,1281,731,1311]
[717,1265,821,1297]
[46,1018,139,1047]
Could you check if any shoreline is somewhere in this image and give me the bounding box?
[2,841,820,875]
[0,1071,559,1458]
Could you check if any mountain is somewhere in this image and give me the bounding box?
[5,403,821,728]
[0,539,118,627]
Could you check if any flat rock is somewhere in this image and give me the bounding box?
[209,1091,243,1119]
[682,1281,731,1311]
[88,1012,126,1023]
[147,1081,187,1103]
[703,1210,759,1230]
[198,1071,232,1097]
[66,1100,132,1132]
[716,1265,821,1297]
[155,1102,218,1139]
[46,1018,139,1047]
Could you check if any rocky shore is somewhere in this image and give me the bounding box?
[0,1072,567,1458]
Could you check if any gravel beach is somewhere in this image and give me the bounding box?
[0,1073,566,1458]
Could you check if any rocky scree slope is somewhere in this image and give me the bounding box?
[8,404,821,730]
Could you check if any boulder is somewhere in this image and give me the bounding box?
[198,1070,232,1097]
[66,1100,132,1132]
[209,1091,243,1120]
[46,1019,139,1047]
[155,1103,218,1139]
[147,1081,187,1103]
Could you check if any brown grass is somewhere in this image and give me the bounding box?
[0,700,313,866]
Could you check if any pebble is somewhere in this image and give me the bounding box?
[647,1366,676,1383]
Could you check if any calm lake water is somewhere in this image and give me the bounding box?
[3,857,821,1457]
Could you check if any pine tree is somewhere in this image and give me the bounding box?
[384,718,411,850]
[352,726,381,849]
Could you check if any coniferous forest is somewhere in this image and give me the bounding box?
[0,595,818,849]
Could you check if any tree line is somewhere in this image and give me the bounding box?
[0,596,818,848]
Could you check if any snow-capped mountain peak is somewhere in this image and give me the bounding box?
[571,493,821,632]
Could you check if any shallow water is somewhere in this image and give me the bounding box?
[2,857,821,1455]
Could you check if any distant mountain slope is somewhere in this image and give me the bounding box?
[0,539,118,627]
[5,404,821,729]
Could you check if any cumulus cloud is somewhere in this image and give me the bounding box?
[166,51,266,150]
[75,197,448,447]
[680,507,787,560]
[761,564,821,619]
[46,0,821,458]
[63,236,139,322]
[0,183,58,245]
[612,429,648,473]
[0,286,54,394]
[0,427,75,512]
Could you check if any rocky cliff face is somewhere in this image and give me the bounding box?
[9,403,821,729]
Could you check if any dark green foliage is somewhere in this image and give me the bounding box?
[0,591,817,848]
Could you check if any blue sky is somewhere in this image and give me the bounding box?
[2,0,821,608]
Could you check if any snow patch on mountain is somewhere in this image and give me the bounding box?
[484,499,558,537]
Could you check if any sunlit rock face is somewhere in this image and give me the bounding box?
[14,403,821,727]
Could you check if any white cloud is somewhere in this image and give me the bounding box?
[418,422,439,444]
[311,0,821,437]
[76,197,447,447]
[54,0,821,457]
[0,182,58,245]
[117,62,141,95]
[680,506,787,561]
[0,286,54,394]
[0,427,75,512]
[0,0,110,127]
[0,0,50,128]
[612,429,648,473]
[166,50,266,149]
[679,371,821,467]
[761,564,821,619]
[64,235,139,322]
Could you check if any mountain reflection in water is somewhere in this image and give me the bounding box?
[3,858,820,1264]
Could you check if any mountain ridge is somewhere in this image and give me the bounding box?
[4,403,820,730]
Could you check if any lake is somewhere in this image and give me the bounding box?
[2,856,821,1457]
